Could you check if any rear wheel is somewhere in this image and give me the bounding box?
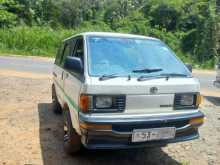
[52,84,62,114]
[63,109,82,154]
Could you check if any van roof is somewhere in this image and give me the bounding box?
[64,32,159,42]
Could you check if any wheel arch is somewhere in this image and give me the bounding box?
[63,102,81,135]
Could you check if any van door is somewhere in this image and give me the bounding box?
[62,37,84,133]
[54,42,71,106]
[63,37,84,110]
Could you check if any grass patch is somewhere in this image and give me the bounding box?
[0,26,76,57]
[0,24,112,57]
[0,25,215,69]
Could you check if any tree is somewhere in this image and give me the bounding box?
[0,0,18,27]
[148,3,180,31]
[180,0,218,66]
[0,0,219,67]
[216,0,220,60]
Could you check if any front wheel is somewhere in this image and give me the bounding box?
[63,110,82,154]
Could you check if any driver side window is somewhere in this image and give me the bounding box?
[61,43,71,67]
[73,38,84,63]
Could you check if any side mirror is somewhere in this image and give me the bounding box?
[185,63,192,72]
[64,56,83,74]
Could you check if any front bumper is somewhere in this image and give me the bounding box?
[79,111,204,149]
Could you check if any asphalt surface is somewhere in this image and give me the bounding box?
[0,55,219,95]
[193,72,218,93]
[0,56,53,74]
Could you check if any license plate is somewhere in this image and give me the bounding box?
[132,127,176,142]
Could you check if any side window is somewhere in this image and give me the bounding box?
[55,43,64,66]
[73,38,84,63]
[61,43,71,67]
[69,39,77,57]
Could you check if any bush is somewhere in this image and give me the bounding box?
[0,9,17,27]
[0,26,74,56]
[0,24,112,57]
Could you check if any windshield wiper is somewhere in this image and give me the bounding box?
[137,75,166,81]
[99,74,119,81]
[160,73,190,80]
[132,68,163,73]
[137,73,189,81]
[160,73,189,77]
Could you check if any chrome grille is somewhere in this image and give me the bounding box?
[115,96,126,111]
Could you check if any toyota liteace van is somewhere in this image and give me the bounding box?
[52,32,204,154]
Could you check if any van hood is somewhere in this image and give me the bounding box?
[82,77,200,114]
[83,77,200,95]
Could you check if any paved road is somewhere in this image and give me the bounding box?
[0,56,54,74]
[193,71,220,95]
[0,56,220,96]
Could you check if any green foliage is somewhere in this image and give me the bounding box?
[0,26,64,56]
[0,0,218,68]
[113,11,150,34]
[180,1,218,65]
[0,24,112,56]
[148,2,181,31]
[0,9,17,27]
[0,0,18,27]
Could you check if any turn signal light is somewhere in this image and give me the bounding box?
[79,95,89,113]
[80,122,112,130]
[189,117,204,126]
[196,94,203,106]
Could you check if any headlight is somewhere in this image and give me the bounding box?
[174,93,200,109]
[79,95,126,113]
[95,96,113,109]
[179,94,194,106]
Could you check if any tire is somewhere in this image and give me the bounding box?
[63,109,82,154]
[52,84,62,114]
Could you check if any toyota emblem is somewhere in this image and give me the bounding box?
[150,87,158,94]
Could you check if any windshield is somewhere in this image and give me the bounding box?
[87,36,190,77]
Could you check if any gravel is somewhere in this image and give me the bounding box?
[0,75,219,165]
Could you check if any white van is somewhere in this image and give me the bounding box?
[52,32,204,154]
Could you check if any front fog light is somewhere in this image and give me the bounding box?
[95,96,112,108]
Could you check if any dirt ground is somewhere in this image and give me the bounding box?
[0,72,220,165]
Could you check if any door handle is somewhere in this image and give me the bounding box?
[62,71,68,79]
[61,71,64,80]
[53,72,57,77]
[65,73,69,79]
